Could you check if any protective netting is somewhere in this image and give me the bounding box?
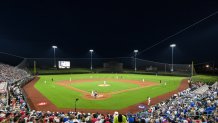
[21,57,194,76]
[0,52,195,76]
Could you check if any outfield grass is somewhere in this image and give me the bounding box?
[34,74,185,110]
[191,75,218,84]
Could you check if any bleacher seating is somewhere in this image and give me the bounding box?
[193,84,209,94]
[0,63,30,84]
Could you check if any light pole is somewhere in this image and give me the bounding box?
[52,45,57,68]
[170,44,176,72]
[134,50,138,72]
[89,49,94,71]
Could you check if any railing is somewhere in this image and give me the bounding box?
[21,89,31,111]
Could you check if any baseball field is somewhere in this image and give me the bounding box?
[23,73,188,113]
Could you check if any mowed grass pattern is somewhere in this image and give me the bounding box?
[34,74,185,110]
[71,81,140,93]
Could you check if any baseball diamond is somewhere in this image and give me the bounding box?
[22,74,188,114]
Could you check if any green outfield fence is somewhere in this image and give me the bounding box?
[14,57,195,76]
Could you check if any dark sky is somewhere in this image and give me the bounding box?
[0,1,218,64]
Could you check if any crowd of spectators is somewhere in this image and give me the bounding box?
[0,63,30,122]
[0,63,30,83]
[0,81,216,122]
[0,63,217,122]
[130,81,218,123]
[0,82,8,112]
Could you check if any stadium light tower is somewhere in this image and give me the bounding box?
[89,49,94,71]
[134,50,138,72]
[170,44,176,72]
[52,45,57,68]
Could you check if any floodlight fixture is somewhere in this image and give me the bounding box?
[52,45,57,49]
[134,50,138,53]
[170,44,176,48]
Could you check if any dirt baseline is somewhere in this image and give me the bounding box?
[22,77,189,114]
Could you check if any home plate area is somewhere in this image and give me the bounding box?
[84,93,111,100]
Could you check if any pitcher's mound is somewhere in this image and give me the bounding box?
[98,84,110,87]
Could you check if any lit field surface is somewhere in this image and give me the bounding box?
[35,74,184,110]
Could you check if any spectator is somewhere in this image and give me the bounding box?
[113,114,127,123]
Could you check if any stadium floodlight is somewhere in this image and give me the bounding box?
[134,50,138,72]
[89,49,94,70]
[134,50,138,53]
[52,45,58,68]
[170,44,176,48]
[170,44,176,72]
[52,45,57,49]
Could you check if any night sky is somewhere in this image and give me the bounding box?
[0,1,218,64]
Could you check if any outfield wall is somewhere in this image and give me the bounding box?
[20,57,193,76]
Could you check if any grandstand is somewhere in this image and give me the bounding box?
[0,63,30,83]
